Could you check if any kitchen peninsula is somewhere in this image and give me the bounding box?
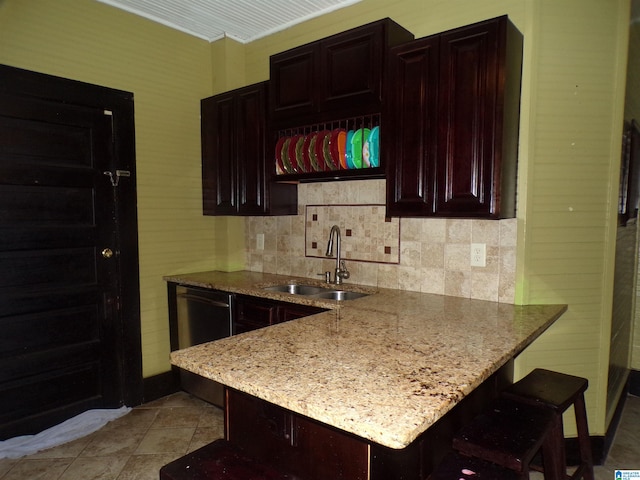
[168,270,566,479]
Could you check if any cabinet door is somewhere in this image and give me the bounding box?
[320,23,384,114]
[385,35,439,216]
[278,303,326,324]
[236,84,268,215]
[269,43,320,122]
[234,296,278,334]
[202,93,237,215]
[227,389,369,480]
[435,17,506,217]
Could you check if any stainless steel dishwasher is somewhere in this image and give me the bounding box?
[174,285,233,407]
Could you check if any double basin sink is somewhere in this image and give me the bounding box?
[263,283,369,301]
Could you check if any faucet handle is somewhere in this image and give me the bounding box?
[338,260,350,280]
[317,271,331,283]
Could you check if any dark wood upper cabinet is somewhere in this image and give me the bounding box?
[269,19,414,127]
[269,43,320,123]
[201,81,297,216]
[386,16,523,218]
[384,35,440,216]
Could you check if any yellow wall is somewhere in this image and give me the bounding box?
[0,0,222,377]
[1,0,632,438]
[514,0,630,435]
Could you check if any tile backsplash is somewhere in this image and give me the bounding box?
[305,205,400,264]
[245,180,516,303]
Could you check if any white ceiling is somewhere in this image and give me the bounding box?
[96,0,362,43]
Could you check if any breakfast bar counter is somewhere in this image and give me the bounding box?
[168,270,567,450]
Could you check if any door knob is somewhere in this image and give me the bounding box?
[101,248,114,259]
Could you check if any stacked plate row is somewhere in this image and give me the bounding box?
[275,127,380,175]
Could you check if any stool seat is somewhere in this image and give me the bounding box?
[502,369,594,480]
[160,439,290,480]
[452,399,556,474]
[502,369,588,412]
[430,452,521,480]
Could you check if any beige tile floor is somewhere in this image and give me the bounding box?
[0,392,224,480]
[0,392,638,480]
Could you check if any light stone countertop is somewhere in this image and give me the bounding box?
[166,270,567,449]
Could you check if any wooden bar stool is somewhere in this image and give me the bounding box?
[452,399,563,480]
[430,452,521,480]
[160,439,289,480]
[501,368,594,480]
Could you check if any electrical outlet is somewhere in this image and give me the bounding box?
[470,243,486,267]
[256,233,265,250]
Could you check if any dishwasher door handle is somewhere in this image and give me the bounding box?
[176,293,230,309]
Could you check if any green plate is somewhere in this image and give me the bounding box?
[350,128,370,169]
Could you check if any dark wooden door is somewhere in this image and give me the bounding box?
[269,43,320,123]
[435,16,521,218]
[385,34,440,216]
[0,65,141,440]
[202,82,296,216]
[202,91,237,214]
[435,19,501,216]
[202,83,267,215]
[385,16,521,219]
[236,83,268,214]
[320,22,384,113]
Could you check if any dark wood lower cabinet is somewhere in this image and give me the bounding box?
[226,388,369,480]
[234,295,327,334]
[225,362,512,480]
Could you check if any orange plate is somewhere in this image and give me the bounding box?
[328,129,343,169]
[336,130,347,169]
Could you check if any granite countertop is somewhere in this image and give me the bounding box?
[166,270,567,449]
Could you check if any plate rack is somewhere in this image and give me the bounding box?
[272,114,383,183]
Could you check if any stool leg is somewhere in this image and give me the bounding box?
[541,415,566,480]
[574,394,594,480]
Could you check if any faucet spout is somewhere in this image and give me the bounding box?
[326,225,349,285]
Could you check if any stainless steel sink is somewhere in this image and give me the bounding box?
[262,283,370,301]
[313,290,369,301]
[263,284,329,295]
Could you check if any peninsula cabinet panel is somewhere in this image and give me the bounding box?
[201,82,297,216]
[226,389,369,480]
[386,16,523,218]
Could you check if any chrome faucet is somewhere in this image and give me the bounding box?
[326,225,350,285]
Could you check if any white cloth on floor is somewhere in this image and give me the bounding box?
[0,406,131,459]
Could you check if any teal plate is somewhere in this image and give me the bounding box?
[345,130,355,168]
[368,126,380,167]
